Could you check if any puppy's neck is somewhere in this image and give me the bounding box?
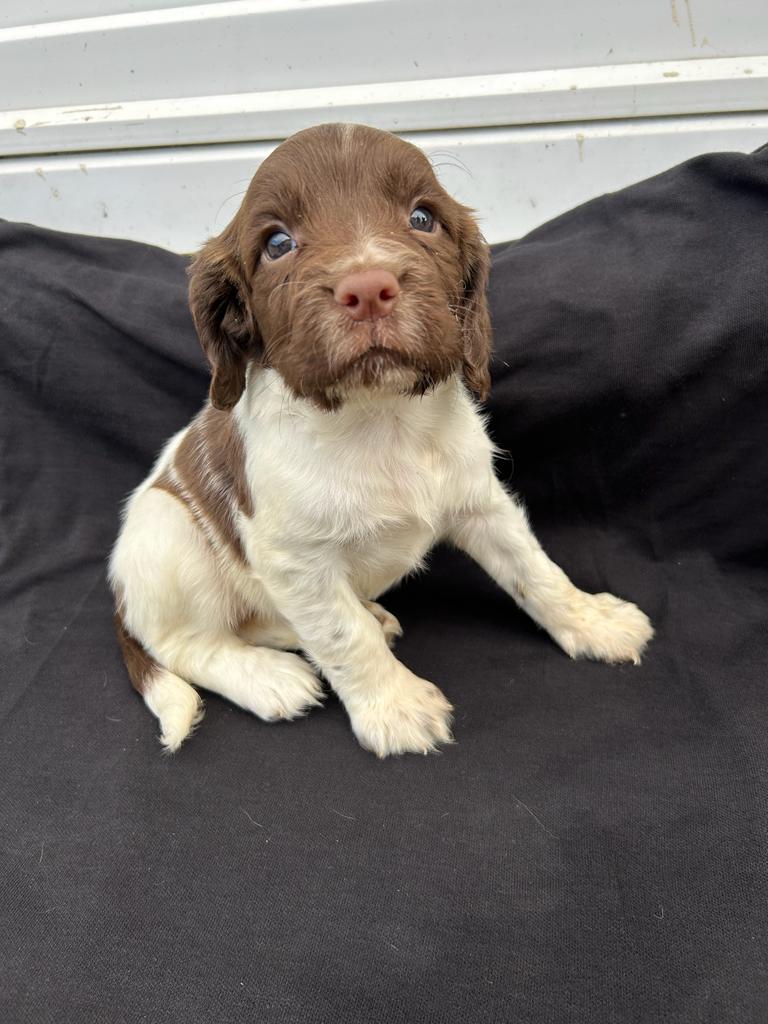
[238,367,462,440]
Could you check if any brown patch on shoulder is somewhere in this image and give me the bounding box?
[114,607,158,696]
[152,470,186,507]
[152,404,253,562]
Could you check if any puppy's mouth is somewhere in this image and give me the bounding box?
[338,343,419,388]
[347,344,411,371]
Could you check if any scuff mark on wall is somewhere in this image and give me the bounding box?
[683,0,697,47]
[62,105,123,116]
[671,0,697,47]
[576,132,585,162]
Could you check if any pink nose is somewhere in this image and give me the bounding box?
[334,269,400,321]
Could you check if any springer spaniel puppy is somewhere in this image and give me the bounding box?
[110,123,653,757]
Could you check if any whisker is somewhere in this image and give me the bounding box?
[429,150,473,179]
[212,190,249,230]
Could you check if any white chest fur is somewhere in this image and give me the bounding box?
[236,371,495,596]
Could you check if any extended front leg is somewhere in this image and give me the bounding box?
[265,561,452,757]
[449,477,653,663]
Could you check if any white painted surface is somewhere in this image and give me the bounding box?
[3,57,767,158]
[3,0,768,111]
[3,114,767,252]
[0,0,766,249]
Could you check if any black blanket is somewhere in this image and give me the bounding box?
[1,147,767,1024]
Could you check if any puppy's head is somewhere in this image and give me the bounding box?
[189,123,491,410]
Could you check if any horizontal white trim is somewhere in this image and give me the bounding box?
[0,0,374,40]
[0,2,209,31]
[2,56,767,158]
[2,113,767,251]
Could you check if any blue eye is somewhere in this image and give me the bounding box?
[409,207,435,232]
[265,230,297,260]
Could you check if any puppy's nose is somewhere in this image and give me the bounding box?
[334,269,400,321]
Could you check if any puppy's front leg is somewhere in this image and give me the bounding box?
[450,477,653,664]
[268,566,452,757]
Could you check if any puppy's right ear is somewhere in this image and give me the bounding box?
[187,228,262,411]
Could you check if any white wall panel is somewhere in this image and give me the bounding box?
[2,114,766,252]
[3,56,766,158]
[1,0,768,111]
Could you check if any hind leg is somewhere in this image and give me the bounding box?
[110,488,322,746]
[156,629,323,722]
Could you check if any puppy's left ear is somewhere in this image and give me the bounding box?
[457,213,493,401]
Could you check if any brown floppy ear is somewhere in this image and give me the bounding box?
[457,212,493,401]
[187,227,262,411]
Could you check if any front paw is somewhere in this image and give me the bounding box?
[552,591,654,665]
[347,667,453,758]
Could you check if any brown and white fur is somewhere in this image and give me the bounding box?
[109,123,653,758]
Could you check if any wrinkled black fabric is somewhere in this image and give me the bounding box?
[1,149,767,1024]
